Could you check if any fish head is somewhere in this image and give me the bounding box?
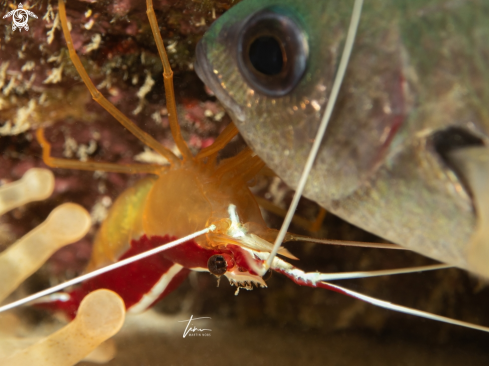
[196,0,489,276]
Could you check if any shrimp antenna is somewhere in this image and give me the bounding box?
[322,280,489,333]
[266,0,364,269]
[0,225,216,313]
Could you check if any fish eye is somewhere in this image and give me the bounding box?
[237,8,308,97]
[207,255,227,276]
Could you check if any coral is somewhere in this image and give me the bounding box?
[0,0,236,136]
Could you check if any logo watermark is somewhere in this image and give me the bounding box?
[178,315,212,338]
[3,3,38,32]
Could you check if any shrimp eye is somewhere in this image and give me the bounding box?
[207,255,227,276]
[262,269,272,281]
[237,8,308,97]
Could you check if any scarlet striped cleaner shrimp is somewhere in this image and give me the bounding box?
[2,0,488,361]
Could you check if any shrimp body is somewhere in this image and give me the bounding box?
[40,156,279,317]
[88,163,267,269]
[34,0,310,320]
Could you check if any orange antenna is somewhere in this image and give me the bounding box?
[146,0,192,161]
[55,0,180,168]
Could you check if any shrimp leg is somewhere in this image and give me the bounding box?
[53,0,179,168]
[36,129,162,174]
[146,0,192,161]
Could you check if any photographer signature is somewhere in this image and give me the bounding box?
[178,315,212,338]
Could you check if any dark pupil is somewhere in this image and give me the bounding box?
[249,36,283,76]
[209,255,227,275]
[214,256,226,270]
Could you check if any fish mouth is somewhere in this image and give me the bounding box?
[431,126,485,198]
[194,40,245,123]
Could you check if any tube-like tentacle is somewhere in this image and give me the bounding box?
[0,203,91,302]
[0,168,54,216]
[1,290,125,366]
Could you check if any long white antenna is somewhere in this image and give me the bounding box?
[0,225,215,313]
[324,280,489,333]
[266,0,364,269]
[306,264,451,281]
